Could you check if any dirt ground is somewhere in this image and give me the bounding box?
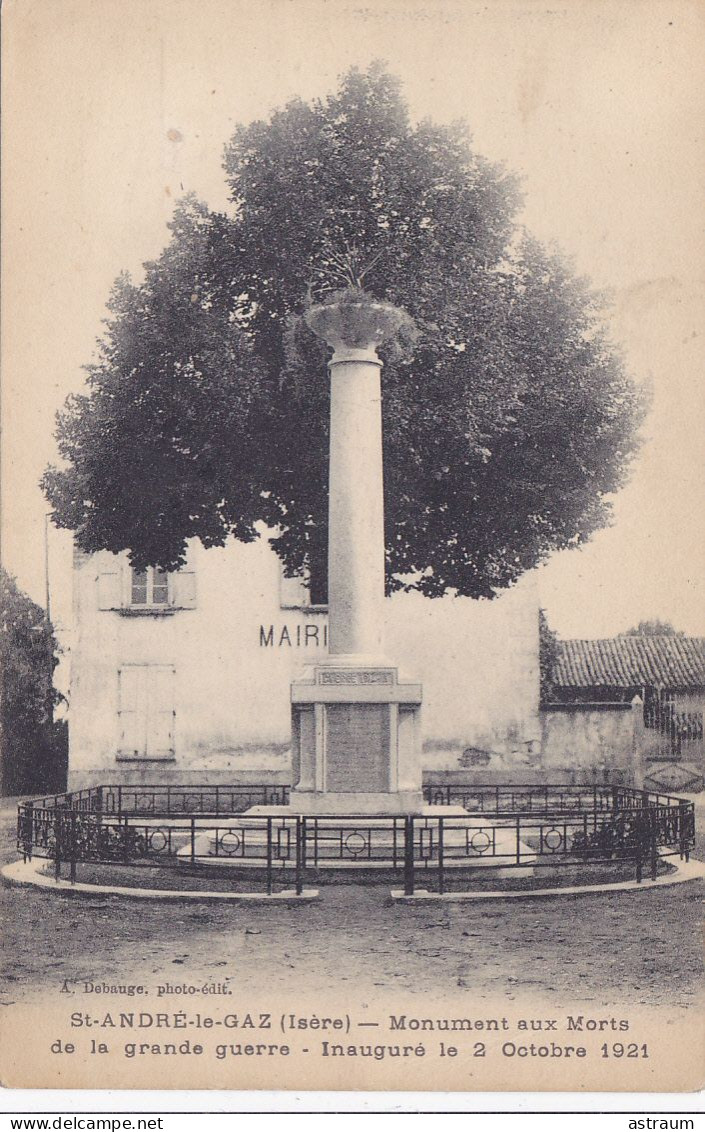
[2,797,704,1011]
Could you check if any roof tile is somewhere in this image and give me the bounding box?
[554,636,705,690]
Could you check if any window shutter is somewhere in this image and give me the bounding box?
[118,667,146,755]
[97,569,122,610]
[147,666,175,755]
[280,570,308,609]
[118,665,174,757]
[171,569,196,609]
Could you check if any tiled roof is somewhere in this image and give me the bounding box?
[554,636,705,690]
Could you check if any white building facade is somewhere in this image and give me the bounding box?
[67,534,541,789]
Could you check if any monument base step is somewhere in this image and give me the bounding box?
[248,791,430,816]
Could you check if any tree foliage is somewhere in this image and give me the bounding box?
[538,608,560,705]
[43,64,648,599]
[620,620,685,637]
[0,569,66,795]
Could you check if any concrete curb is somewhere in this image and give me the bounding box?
[5,854,703,905]
[1,858,319,904]
[390,856,705,902]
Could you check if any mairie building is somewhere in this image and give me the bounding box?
[66,533,541,790]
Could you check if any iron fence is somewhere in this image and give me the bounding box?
[24,781,688,818]
[16,783,695,896]
[27,783,290,817]
[423,782,697,817]
[99,783,290,816]
[644,698,704,760]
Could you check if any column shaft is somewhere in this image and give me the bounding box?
[327,354,385,656]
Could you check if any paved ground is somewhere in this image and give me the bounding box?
[2,796,704,1011]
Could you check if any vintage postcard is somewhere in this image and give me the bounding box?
[1,0,704,1096]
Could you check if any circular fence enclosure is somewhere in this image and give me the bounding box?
[15,782,695,896]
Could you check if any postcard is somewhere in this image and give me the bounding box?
[1,0,704,1095]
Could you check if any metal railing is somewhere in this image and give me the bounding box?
[421,782,688,814]
[27,783,290,817]
[644,698,704,759]
[25,781,689,818]
[17,809,306,896]
[16,783,695,896]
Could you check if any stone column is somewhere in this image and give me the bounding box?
[305,298,406,660]
[326,342,385,657]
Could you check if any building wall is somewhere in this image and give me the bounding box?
[540,699,705,791]
[540,703,638,783]
[68,535,541,788]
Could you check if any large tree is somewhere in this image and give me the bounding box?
[43,64,647,599]
[0,570,66,795]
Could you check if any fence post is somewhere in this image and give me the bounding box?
[94,786,104,849]
[295,817,303,896]
[69,812,77,884]
[190,817,196,866]
[266,817,273,896]
[679,802,690,862]
[438,818,445,895]
[404,815,415,896]
[630,695,646,789]
[635,809,647,883]
[24,802,34,863]
[650,813,659,881]
[54,811,62,881]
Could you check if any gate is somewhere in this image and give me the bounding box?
[644,695,704,761]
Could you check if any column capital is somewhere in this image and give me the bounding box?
[304,295,409,354]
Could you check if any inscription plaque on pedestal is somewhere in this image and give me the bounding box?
[318,669,395,686]
[325,703,390,792]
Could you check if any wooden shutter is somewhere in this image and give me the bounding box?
[118,666,147,755]
[97,567,122,610]
[171,569,196,609]
[118,665,175,758]
[146,666,175,756]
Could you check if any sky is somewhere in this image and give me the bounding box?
[2,0,704,638]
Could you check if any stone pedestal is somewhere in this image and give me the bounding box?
[289,662,424,814]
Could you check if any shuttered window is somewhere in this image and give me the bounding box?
[130,567,169,606]
[97,560,197,611]
[118,664,175,759]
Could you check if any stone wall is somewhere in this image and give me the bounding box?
[539,702,640,784]
[539,699,705,791]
